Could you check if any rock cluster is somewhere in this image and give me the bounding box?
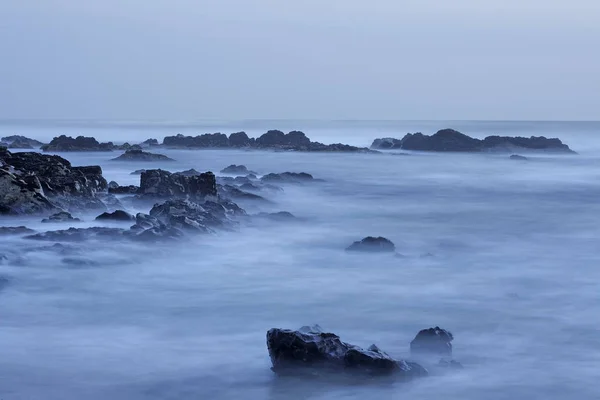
[346,237,396,253]
[111,149,175,162]
[41,135,116,152]
[1,135,45,149]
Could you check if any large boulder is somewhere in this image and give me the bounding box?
[95,210,134,222]
[346,237,396,253]
[41,135,115,152]
[266,325,427,378]
[138,169,217,201]
[410,327,454,357]
[111,149,174,161]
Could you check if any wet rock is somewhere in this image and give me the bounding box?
[26,227,125,242]
[410,327,454,357]
[266,325,427,378]
[42,211,81,223]
[510,154,528,161]
[346,237,396,253]
[0,226,36,236]
[138,169,217,201]
[220,164,256,175]
[261,172,314,184]
[108,184,140,194]
[41,135,115,152]
[0,168,61,215]
[111,149,175,162]
[95,210,135,222]
[148,199,236,232]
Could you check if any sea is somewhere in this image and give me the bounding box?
[1,120,599,399]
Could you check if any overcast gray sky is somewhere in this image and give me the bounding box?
[1,0,598,121]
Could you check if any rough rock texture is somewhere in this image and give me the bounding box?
[0,226,36,235]
[220,164,256,175]
[266,325,427,378]
[410,327,454,357]
[138,169,217,201]
[176,169,202,177]
[95,210,135,222]
[108,184,139,195]
[42,211,81,223]
[371,129,575,153]
[261,172,314,183]
[111,149,174,162]
[228,131,251,147]
[41,135,115,152]
[1,135,45,148]
[346,237,396,253]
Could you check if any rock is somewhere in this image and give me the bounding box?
[239,182,262,192]
[163,133,229,148]
[228,131,251,147]
[141,138,159,147]
[410,327,454,357]
[42,211,81,223]
[261,172,314,183]
[266,325,427,378]
[130,169,146,175]
[371,129,575,153]
[108,181,119,190]
[26,227,125,242]
[220,164,256,175]
[111,149,175,162]
[108,184,139,195]
[61,257,101,267]
[1,135,44,148]
[438,359,463,369]
[218,184,270,203]
[41,135,115,152]
[510,154,528,161]
[346,237,396,253]
[148,199,236,232]
[0,226,36,236]
[95,210,135,222]
[138,169,217,201]
[0,149,108,214]
[176,168,202,177]
[255,211,296,221]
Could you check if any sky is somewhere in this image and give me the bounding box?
[0,0,599,121]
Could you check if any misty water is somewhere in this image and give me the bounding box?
[1,121,600,399]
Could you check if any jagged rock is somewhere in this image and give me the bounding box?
[346,237,396,253]
[95,210,134,222]
[26,227,125,242]
[261,172,314,183]
[228,131,251,147]
[42,211,81,223]
[108,181,119,189]
[410,327,454,357]
[176,169,202,176]
[130,169,146,175]
[0,226,36,236]
[148,199,236,232]
[138,169,217,200]
[111,149,174,162]
[1,135,44,148]
[266,325,427,378]
[163,133,229,148]
[108,184,139,195]
[0,168,60,214]
[510,154,528,161]
[220,164,257,175]
[41,135,115,152]
[141,138,159,147]
[371,129,575,153]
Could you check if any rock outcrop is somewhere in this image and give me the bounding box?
[220,164,256,175]
[1,135,45,149]
[261,172,314,183]
[42,211,81,223]
[266,325,427,378]
[410,327,454,357]
[41,135,115,152]
[346,237,396,253]
[0,226,36,236]
[137,169,217,201]
[95,210,135,222]
[371,129,576,153]
[108,184,139,195]
[111,149,174,162]
[0,148,108,214]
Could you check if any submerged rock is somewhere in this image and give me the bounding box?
[510,154,528,161]
[42,211,81,223]
[0,226,36,236]
[95,210,135,222]
[261,172,314,183]
[220,164,257,175]
[26,227,125,242]
[266,325,427,378]
[255,211,296,221]
[130,169,146,175]
[218,184,270,203]
[346,237,396,253]
[111,149,175,162]
[410,327,454,357]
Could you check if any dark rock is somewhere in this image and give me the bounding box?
[130,169,146,175]
[148,199,238,232]
[111,149,174,162]
[371,129,575,153]
[261,172,314,183]
[141,138,159,147]
[1,135,45,148]
[138,169,217,201]
[220,164,257,175]
[346,237,396,253]
[510,154,528,161]
[42,211,81,223]
[176,168,202,177]
[95,210,135,222]
[108,184,139,195]
[266,325,427,378]
[410,327,454,357]
[218,184,270,203]
[41,135,115,152]
[26,227,125,242]
[255,211,296,221]
[0,226,36,236]
[163,133,229,148]
[0,169,59,214]
[108,181,120,190]
[228,131,251,147]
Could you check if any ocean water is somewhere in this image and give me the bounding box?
[1,120,600,399]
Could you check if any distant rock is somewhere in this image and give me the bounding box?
[1,135,44,148]
[267,325,427,378]
[26,227,125,242]
[111,149,175,162]
[0,226,36,236]
[510,154,528,161]
[42,211,81,223]
[228,131,251,147]
[220,164,257,175]
[218,184,270,203]
[176,168,202,176]
[410,327,454,357]
[346,237,396,253]
[95,210,134,222]
[438,359,464,369]
[41,135,115,152]
[130,169,146,175]
[108,184,139,195]
[141,138,159,147]
[163,133,229,148]
[261,172,314,183]
[371,129,575,153]
[255,211,296,221]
